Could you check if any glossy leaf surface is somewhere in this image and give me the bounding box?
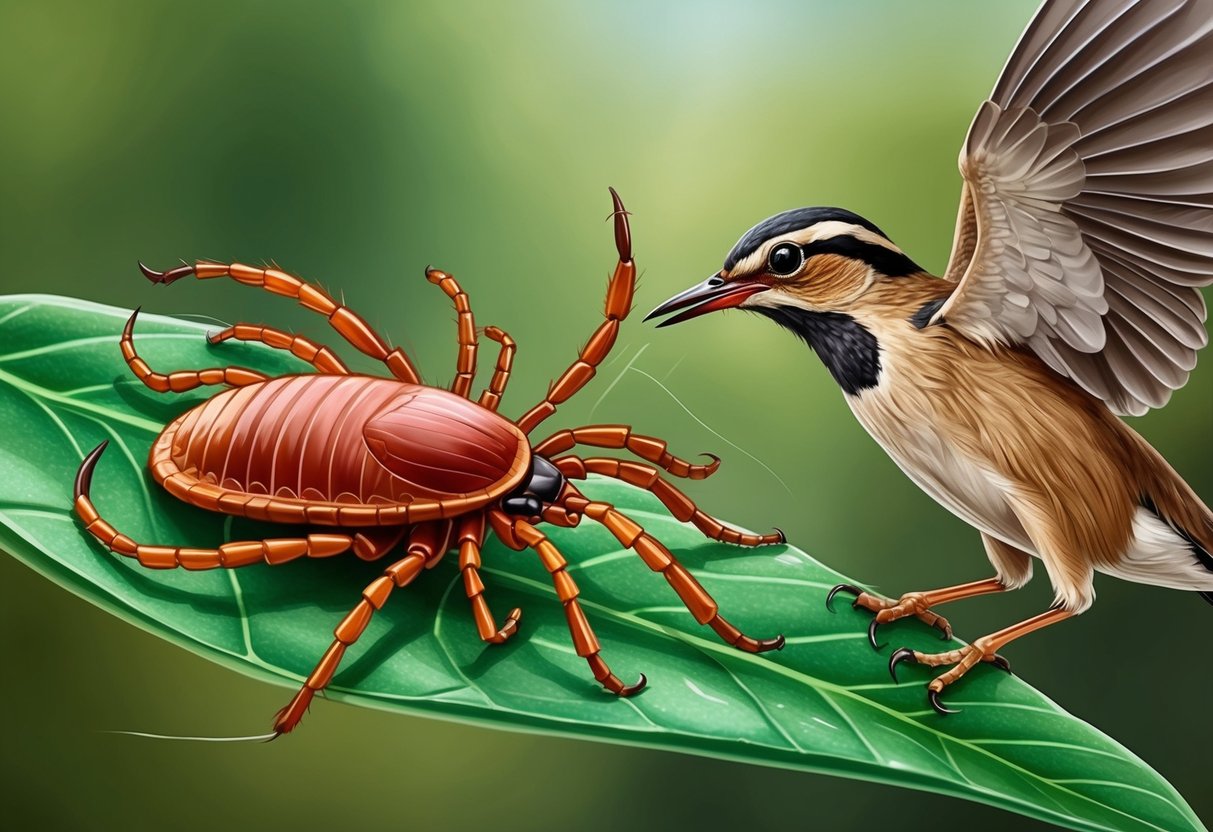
[0,295,1201,832]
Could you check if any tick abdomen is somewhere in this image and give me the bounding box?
[155,375,526,516]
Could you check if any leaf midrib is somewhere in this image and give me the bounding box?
[475,566,1184,832]
[0,294,1200,832]
[2,495,1177,832]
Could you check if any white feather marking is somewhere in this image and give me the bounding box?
[1098,507,1213,591]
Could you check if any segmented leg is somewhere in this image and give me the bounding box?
[536,425,719,480]
[541,503,580,527]
[138,260,421,383]
[554,456,783,546]
[352,526,407,561]
[74,442,352,568]
[517,188,634,434]
[425,268,478,399]
[477,326,516,411]
[828,577,1007,646]
[488,510,645,695]
[457,513,521,644]
[561,490,785,653]
[208,323,349,374]
[890,607,1073,715]
[274,522,450,734]
[122,308,267,393]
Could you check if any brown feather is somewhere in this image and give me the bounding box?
[849,276,1211,604]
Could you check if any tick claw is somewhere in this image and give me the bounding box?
[928,688,960,715]
[867,617,886,650]
[826,583,863,613]
[888,647,917,682]
[620,673,647,697]
[139,261,193,284]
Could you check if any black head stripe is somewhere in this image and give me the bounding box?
[802,236,923,278]
[724,207,890,270]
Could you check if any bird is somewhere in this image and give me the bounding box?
[645,0,1213,713]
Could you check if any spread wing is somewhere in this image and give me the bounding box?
[932,0,1213,415]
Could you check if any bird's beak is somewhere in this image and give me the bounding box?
[644,274,769,328]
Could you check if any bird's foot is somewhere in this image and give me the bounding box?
[887,639,1011,715]
[826,584,953,649]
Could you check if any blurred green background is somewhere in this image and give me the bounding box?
[1,1,1209,829]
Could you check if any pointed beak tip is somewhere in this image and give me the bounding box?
[646,276,768,328]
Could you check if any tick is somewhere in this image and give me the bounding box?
[73,189,785,736]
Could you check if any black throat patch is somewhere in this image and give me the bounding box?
[753,306,881,395]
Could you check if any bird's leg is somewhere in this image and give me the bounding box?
[889,606,1072,714]
[827,577,1007,648]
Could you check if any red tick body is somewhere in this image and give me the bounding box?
[73,189,786,736]
[153,376,530,527]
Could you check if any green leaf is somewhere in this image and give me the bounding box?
[0,294,1201,832]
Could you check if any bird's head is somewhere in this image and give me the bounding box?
[646,207,924,328]
[645,207,930,394]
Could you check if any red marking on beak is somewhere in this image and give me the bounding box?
[644,275,769,327]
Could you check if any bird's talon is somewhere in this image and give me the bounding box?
[826,583,864,613]
[989,653,1012,673]
[888,647,918,682]
[867,617,886,650]
[928,688,960,715]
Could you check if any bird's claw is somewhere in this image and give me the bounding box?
[928,687,960,715]
[889,647,962,714]
[928,616,953,641]
[890,643,1011,714]
[888,647,918,681]
[867,617,886,651]
[825,583,865,613]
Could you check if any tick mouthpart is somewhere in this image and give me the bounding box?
[644,274,768,327]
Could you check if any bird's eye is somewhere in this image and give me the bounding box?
[768,243,804,276]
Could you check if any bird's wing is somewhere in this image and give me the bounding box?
[932,0,1213,415]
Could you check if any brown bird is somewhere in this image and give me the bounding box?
[646,0,1213,712]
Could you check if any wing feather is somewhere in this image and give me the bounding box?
[935,0,1213,414]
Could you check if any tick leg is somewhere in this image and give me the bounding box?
[122,308,267,394]
[74,442,352,568]
[457,513,521,644]
[516,188,634,434]
[477,326,516,411]
[274,538,437,735]
[561,492,785,654]
[536,425,720,480]
[889,607,1072,715]
[426,268,478,399]
[554,456,783,546]
[138,260,422,383]
[208,323,349,374]
[488,511,644,695]
[351,526,407,561]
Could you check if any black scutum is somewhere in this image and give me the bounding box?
[753,307,881,395]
